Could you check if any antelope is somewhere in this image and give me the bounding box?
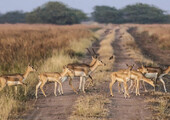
[137,65,170,92]
[116,64,134,93]
[67,56,106,94]
[130,70,155,96]
[60,48,105,94]
[110,66,132,98]
[128,65,149,92]
[35,66,73,99]
[0,65,36,95]
[66,48,98,86]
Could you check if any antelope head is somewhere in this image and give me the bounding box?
[126,64,134,71]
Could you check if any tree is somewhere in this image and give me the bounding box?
[0,11,25,23]
[92,3,170,24]
[92,6,120,23]
[26,1,87,24]
[120,3,166,23]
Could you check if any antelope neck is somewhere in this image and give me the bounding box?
[23,68,31,79]
[89,60,99,72]
[60,70,68,77]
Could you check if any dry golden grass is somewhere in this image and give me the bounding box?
[70,94,110,120]
[145,92,170,120]
[0,24,96,74]
[135,24,170,50]
[0,24,97,120]
[119,26,155,65]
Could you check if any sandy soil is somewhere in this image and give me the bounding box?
[107,28,152,120]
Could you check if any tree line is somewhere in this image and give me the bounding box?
[0,2,170,24]
[92,3,170,24]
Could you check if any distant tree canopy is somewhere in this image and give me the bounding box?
[0,1,87,24]
[0,2,170,24]
[26,2,87,24]
[92,6,121,23]
[0,11,25,23]
[92,3,170,24]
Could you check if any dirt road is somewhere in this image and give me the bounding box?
[22,26,153,120]
[107,28,152,120]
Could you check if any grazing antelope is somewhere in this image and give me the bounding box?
[137,66,170,92]
[131,70,155,96]
[67,56,106,94]
[110,66,132,98]
[117,64,134,93]
[129,65,149,92]
[35,66,73,99]
[0,65,36,95]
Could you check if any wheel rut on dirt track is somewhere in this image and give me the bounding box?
[108,28,152,120]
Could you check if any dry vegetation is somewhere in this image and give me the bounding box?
[0,24,97,120]
[70,26,115,120]
[135,24,170,50]
[119,26,154,65]
[145,92,170,120]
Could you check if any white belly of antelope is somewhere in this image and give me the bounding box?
[47,77,57,81]
[74,71,86,77]
[7,81,21,86]
[145,73,158,79]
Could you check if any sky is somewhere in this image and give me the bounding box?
[0,0,170,14]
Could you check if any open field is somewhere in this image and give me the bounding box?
[0,24,98,120]
[0,24,170,120]
[136,24,170,50]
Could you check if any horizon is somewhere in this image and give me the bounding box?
[0,0,170,14]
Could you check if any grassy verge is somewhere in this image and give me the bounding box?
[119,26,154,65]
[120,25,170,120]
[70,26,115,120]
[0,24,97,120]
[136,24,170,50]
[145,92,170,120]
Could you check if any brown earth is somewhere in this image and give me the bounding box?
[107,28,153,120]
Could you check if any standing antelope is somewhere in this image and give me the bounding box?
[130,69,155,96]
[0,65,36,95]
[35,66,73,99]
[110,66,132,98]
[61,48,98,89]
[129,65,149,92]
[67,56,106,94]
[137,66,170,92]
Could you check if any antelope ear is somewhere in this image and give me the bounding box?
[109,56,113,60]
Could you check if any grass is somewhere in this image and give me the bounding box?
[70,94,110,120]
[136,24,170,50]
[0,24,97,120]
[119,26,155,65]
[145,92,170,120]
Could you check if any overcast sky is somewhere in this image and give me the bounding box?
[0,0,170,14]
